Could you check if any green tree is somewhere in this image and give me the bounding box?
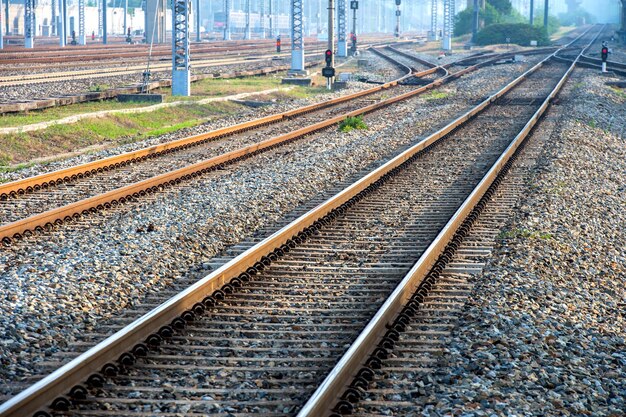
[453,3,502,36]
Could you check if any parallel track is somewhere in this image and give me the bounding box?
[2,47,525,244]
[300,26,603,417]
[0,28,590,417]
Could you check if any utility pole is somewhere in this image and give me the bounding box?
[394,0,400,37]
[290,0,305,72]
[79,0,86,44]
[269,0,273,36]
[51,0,56,35]
[260,0,265,38]
[529,0,534,25]
[124,0,128,38]
[24,0,35,47]
[244,0,250,39]
[102,0,107,43]
[4,0,8,36]
[327,0,334,89]
[472,0,478,42]
[351,0,357,51]
[0,0,3,48]
[172,0,191,95]
[543,0,548,30]
[196,0,201,41]
[223,0,230,39]
[337,0,346,57]
[429,0,437,40]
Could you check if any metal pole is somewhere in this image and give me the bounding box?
[62,0,68,44]
[529,0,534,25]
[472,0,478,42]
[124,0,128,37]
[244,0,250,39]
[223,0,230,39]
[102,0,107,43]
[543,0,548,30]
[51,0,56,35]
[337,0,346,56]
[290,0,304,71]
[327,0,334,89]
[4,0,8,35]
[429,0,437,40]
[260,0,265,38]
[269,0,273,36]
[196,0,201,40]
[79,0,86,44]
[351,3,356,48]
[0,0,3,48]
[172,0,191,95]
[24,0,34,47]
[442,0,450,49]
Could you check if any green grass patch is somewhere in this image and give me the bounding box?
[88,84,111,92]
[0,102,237,167]
[610,87,626,101]
[339,115,368,133]
[423,90,451,101]
[498,228,553,240]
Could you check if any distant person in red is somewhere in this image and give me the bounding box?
[91,31,95,41]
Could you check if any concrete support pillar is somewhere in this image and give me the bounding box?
[79,0,86,44]
[103,0,107,43]
[328,0,334,66]
[336,0,346,57]
[529,0,534,25]
[24,0,35,48]
[172,0,191,95]
[290,0,305,71]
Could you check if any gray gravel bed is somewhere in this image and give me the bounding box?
[399,69,625,416]
[0,56,547,392]
[0,57,300,103]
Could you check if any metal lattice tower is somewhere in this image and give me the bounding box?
[337,0,346,57]
[429,0,437,40]
[24,0,35,48]
[290,0,304,71]
[442,0,451,49]
[223,0,230,39]
[79,0,86,44]
[172,0,191,95]
[244,0,251,39]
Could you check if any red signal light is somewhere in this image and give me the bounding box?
[325,49,332,66]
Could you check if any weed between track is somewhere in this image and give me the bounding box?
[339,115,368,133]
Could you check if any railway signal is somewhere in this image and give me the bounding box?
[601,42,609,73]
[276,35,281,53]
[323,49,335,90]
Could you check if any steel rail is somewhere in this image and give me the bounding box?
[0,49,414,201]
[0,40,568,417]
[0,50,530,244]
[297,28,597,417]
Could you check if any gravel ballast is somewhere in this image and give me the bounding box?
[0,53,548,394]
[404,70,625,416]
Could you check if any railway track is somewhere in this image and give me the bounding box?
[554,24,626,76]
[0,27,593,417]
[300,25,603,417]
[0,39,405,87]
[0,47,527,245]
